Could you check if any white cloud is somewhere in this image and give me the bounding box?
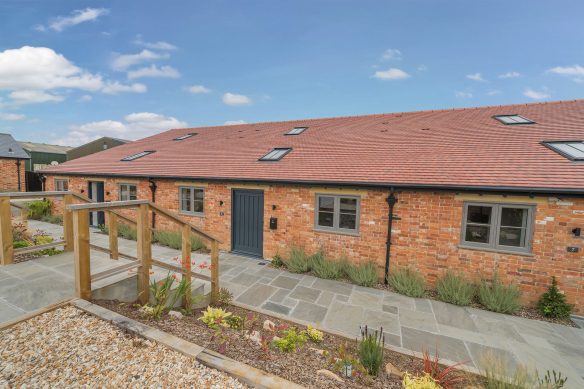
[548,65,584,82]
[523,88,550,100]
[372,68,411,80]
[78,95,92,102]
[381,49,402,61]
[44,8,110,32]
[455,91,472,99]
[133,35,177,51]
[101,81,146,95]
[466,73,485,82]
[0,113,25,121]
[487,90,501,96]
[417,65,427,72]
[224,120,247,125]
[498,71,520,79]
[111,49,169,71]
[55,112,188,146]
[127,65,180,79]
[186,85,211,94]
[9,90,64,104]
[222,92,252,106]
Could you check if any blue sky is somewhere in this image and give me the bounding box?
[0,0,583,146]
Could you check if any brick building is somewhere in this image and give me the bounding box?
[42,100,584,312]
[0,133,29,192]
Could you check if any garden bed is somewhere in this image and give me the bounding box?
[95,299,480,389]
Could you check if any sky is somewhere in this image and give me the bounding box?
[0,0,583,146]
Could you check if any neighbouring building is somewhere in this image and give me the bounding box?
[0,133,29,192]
[18,141,72,191]
[41,100,584,313]
[67,137,129,161]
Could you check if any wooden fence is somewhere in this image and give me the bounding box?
[0,192,222,304]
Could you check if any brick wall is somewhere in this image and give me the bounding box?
[46,175,584,313]
[0,158,25,192]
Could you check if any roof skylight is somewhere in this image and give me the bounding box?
[121,150,155,161]
[174,133,197,140]
[542,141,584,161]
[259,148,292,161]
[286,127,307,135]
[493,115,534,125]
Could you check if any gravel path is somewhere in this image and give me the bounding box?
[0,306,247,388]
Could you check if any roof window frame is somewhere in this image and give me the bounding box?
[285,127,308,136]
[541,140,584,161]
[493,114,535,125]
[120,150,155,162]
[173,133,197,141]
[259,147,292,162]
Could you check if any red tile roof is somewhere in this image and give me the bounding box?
[43,100,584,194]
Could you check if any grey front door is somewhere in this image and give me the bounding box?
[231,189,264,257]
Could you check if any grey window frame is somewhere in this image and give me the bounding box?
[174,133,197,141]
[314,194,360,235]
[120,150,155,161]
[178,186,205,216]
[259,148,292,161]
[541,140,584,161]
[460,202,535,254]
[492,114,535,125]
[118,183,138,201]
[285,127,307,135]
[54,179,68,192]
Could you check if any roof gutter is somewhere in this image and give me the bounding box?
[39,171,584,197]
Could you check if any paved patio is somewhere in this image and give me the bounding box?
[1,220,583,388]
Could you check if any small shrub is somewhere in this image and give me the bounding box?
[345,261,378,287]
[537,277,573,319]
[388,267,425,297]
[478,274,521,314]
[311,252,343,279]
[285,247,311,273]
[199,306,232,329]
[403,373,442,389]
[216,287,233,306]
[421,348,466,389]
[271,327,307,352]
[118,224,138,241]
[271,254,285,268]
[537,370,568,389]
[358,325,384,376]
[153,230,205,252]
[13,240,30,249]
[12,222,31,242]
[226,314,243,330]
[146,273,191,319]
[436,271,475,306]
[480,352,532,389]
[40,214,63,225]
[27,200,52,220]
[305,325,324,343]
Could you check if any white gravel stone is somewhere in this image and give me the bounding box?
[0,306,247,388]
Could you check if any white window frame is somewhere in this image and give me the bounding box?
[54,178,68,192]
[314,194,360,235]
[178,186,205,216]
[460,202,535,254]
[118,183,137,201]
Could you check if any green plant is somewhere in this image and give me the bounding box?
[100,223,138,241]
[388,267,425,297]
[26,200,52,220]
[146,273,191,319]
[358,325,384,376]
[12,222,31,242]
[32,231,62,256]
[311,252,343,279]
[403,373,442,389]
[285,247,311,273]
[13,240,30,249]
[226,314,243,330]
[271,254,285,268]
[199,306,233,329]
[330,342,367,379]
[40,214,63,225]
[344,261,379,287]
[436,271,475,306]
[271,327,307,352]
[537,277,573,319]
[305,325,323,343]
[421,348,466,389]
[217,287,233,306]
[537,370,568,389]
[480,352,533,389]
[478,274,521,314]
[153,229,205,251]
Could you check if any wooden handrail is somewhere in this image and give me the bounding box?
[0,191,69,199]
[14,240,66,255]
[67,200,150,212]
[71,193,139,228]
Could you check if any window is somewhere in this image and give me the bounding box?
[121,150,155,161]
[315,194,360,233]
[461,202,534,253]
[179,187,204,215]
[259,148,292,161]
[542,141,584,161]
[493,114,534,125]
[54,179,68,192]
[174,133,197,141]
[119,184,137,201]
[286,127,307,135]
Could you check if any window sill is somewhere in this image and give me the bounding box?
[313,228,360,237]
[458,244,534,257]
[179,211,204,218]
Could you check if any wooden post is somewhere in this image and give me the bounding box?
[0,197,13,266]
[73,209,91,299]
[210,240,219,304]
[62,194,74,252]
[181,224,192,308]
[107,212,119,260]
[137,204,152,305]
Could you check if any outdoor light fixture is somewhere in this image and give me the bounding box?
[272,204,277,210]
[573,227,581,237]
[219,200,224,206]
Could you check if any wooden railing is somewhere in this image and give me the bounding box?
[0,191,222,305]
